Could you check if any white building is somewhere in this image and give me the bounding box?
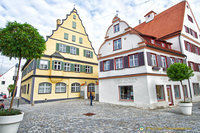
[98,1,200,109]
[0,64,22,97]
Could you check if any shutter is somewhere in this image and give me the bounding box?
[100,61,103,72]
[48,61,50,69]
[84,50,86,57]
[188,61,191,68]
[157,55,162,67]
[80,65,83,72]
[175,58,179,63]
[195,63,199,71]
[91,66,93,73]
[83,65,86,72]
[61,62,64,70]
[71,64,74,72]
[76,48,79,55]
[66,46,70,53]
[138,52,144,66]
[123,56,129,68]
[110,59,114,70]
[147,52,152,66]
[91,52,93,58]
[166,57,171,67]
[56,43,59,51]
[199,47,200,55]
[191,44,194,53]
[184,41,188,51]
[37,60,40,69]
[52,61,55,70]
[183,59,186,64]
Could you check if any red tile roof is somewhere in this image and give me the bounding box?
[134,1,186,39]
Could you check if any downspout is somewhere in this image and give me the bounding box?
[178,35,192,100]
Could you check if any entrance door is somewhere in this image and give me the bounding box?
[87,83,95,98]
[167,85,173,106]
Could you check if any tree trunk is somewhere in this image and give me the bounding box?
[9,57,21,112]
[180,80,186,102]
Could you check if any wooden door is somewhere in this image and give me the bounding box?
[167,85,173,106]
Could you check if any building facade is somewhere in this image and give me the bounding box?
[98,1,200,109]
[21,8,98,104]
[0,64,21,97]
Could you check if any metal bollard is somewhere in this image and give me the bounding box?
[17,97,20,108]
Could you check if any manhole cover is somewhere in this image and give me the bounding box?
[83,113,96,116]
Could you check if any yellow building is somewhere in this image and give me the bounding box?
[21,8,98,104]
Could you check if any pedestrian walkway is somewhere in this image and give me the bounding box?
[16,99,200,133]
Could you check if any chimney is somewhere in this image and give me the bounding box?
[56,19,61,27]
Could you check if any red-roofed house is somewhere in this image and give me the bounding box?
[98,1,200,109]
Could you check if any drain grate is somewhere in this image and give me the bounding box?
[83,113,96,116]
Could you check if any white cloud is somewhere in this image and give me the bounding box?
[0,0,200,74]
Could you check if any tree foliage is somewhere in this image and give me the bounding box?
[167,63,194,81]
[7,84,15,93]
[0,21,46,59]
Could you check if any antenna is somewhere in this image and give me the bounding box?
[116,10,119,16]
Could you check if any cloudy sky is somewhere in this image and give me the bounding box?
[0,0,200,75]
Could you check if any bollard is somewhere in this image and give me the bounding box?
[90,92,93,106]
[17,97,20,108]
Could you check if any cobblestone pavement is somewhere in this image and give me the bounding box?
[15,99,200,133]
[3,97,28,107]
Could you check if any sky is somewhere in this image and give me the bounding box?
[0,0,200,75]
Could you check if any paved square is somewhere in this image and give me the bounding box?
[15,99,200,133]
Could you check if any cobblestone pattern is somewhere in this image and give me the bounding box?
[3,97,28,107]
[16,99,200,133]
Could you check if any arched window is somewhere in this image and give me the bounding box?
[71,83,80,93]
[88,83,95,92]
[38,82,51,94]
[55,82,66,93]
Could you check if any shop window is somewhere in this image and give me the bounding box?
[156,85,165,101]
[119,86,134,101]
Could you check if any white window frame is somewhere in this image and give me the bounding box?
[40,60,48,69]
[86,50,92,58]
[55,83,66,93]
[104,60,110,71]
[170,58,175,64]
[161,56,167,68]
[114,39,121,50]
[114,24,120,32]
[151,54,157,66]
[70,46,77,55]
[88,83,95,92]
[86,66,91,73]
[129,54,139,67]
[64,63,71,71]
[71,83,80,93]
[59,44,66,53]
[74,64,80,72]
[38,83,51,94]
[115,58,123,69]
[54,61,62,70]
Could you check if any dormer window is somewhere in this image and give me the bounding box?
[161,43,165,47]
[151,39,155,44]
[114,24,120,32]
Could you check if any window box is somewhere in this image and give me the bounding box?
[163,67,167,71]
[152,66,160,70]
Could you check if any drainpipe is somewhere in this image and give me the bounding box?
[178,35,192,100]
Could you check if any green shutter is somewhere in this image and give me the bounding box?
[80,65,83,72]
[91,52,93,58]
[56,43,59,51]
[61,62,64,70]
[37,60,40,69]
[52,61,55,70]
[64,33,68,40]
[76,48,79,55]
[91,66,93,73]
[84,50,86,57]
[48,61,50,69]
[71,64,74,72]
[66,46,70,53]
[83,65,86,72]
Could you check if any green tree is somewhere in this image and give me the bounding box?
[7,84,15,97]
[167,63,194,102]
[0,21,46,112]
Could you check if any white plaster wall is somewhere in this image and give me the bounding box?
[145,13,155,23]
[100,34,143,57]
[166,36,181,52]
[99,76,150,108]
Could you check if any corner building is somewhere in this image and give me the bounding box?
[21,9,98,104]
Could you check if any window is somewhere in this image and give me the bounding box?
[79,37,83,44]
[59,43,66,53]
[84,50,93,58]
[64,33,68,40]
[174,85,181,99]
[64,63,71,71]
[188,15,193,23]
[161,56,167,68]
[70,46,77,55]
[186,42,191,52]
[151,39,155,44]
[183,85,188,98]
[193,83,200,96]
[38,83,51,94]
[119,86,134,100]
[74,64,80,72]
[72,21,76,29]
[103,60,110,71]
[190,62,195,70]
[54,61,62,70]
[27,84,30,94]
[156,85,165,101]
[40,60,49,69]
[114,24,120,32]
[195,46,199,54]
[73,15,76,19]
[129,54,139,67]
[88,83,95,92]
[115,57,123,69]
[113,38,121,51]
[184,25,190,33]
[161,43,165,47]
[72,35,76,42]
[151,54,157,66]
[177,59,183,63]
[1,81,5,85]
[71,83,80,93]
[55,83,66,93]
[86,66,92,73]
[170,58,175,64]
[198,64,200,72]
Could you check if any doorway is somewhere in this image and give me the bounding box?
[166,85,173,106]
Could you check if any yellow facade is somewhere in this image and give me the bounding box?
[21,8,98,104]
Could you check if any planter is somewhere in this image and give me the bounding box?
[0,112,24,133]
[179,102,193,115]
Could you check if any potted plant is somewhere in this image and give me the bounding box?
[167,63,194,115]
[0,21,45,133]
